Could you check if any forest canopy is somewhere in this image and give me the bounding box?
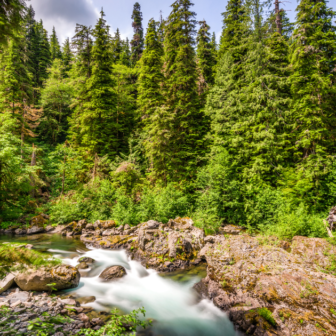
[0,0,336,239]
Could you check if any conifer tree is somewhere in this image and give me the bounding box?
[69,10,119,157]
[289,0,336,175]
[145,0,205,182]
[218,0,249,61]
[50,26,62,61]
[111,28,123,63]
[62,37,73,76]
[138,19,164,128]
[120,38,131,66]
[130,2,144,65]
[197,20,216,88]
[157,11,165,45]
[37,21,51,86]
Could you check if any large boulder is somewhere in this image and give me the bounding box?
[14,265,80,291]
[99,266,126,282]
[195,234,336,336]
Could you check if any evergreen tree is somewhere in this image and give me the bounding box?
[120,38,131,66]
[69,10,119,157]
[0,0,27,45]
[62,37,73,76]
[37,20,51,86]
[218,0,249,61]
[138,19,164,128]
[130,2,144,65]
[111,28,123,63]
[50,26,62,61]
[197,20,216,89]
[145,0,205,182]
[289,0,336,176]
[157,11,165,45]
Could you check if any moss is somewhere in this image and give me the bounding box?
[257,308,276,327]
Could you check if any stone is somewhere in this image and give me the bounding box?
[0,274,15,294]
[8,291,29,303]
[27,225,45,235]
[219,224,245,235]
[76,296,96,305]
[146,220,160,229]
[10,300,21,308]
[204,236,216,244]
[76,262,89,270]
[99,266,126,282]
[0,302,9,308]
[60,299,78,306]
[45,225,55,232]
[124,224,131,230]
[25,244,33,249]
[77,313,89,322]
[15,265,80,291]
[78,257,95,264]
[14,228,27,235]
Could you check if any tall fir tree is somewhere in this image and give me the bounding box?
[138,19,164,128]
[288,0,336,176]
[218,0,249,61]
[69,10,119,157]
[111,28,123,63]
[37,20,51,86]
[62,37,73,77]
[130,2,144,65]
[145,0,206,182]
[50,26,62,61]
[196,20,217,93]
[120,38,131,66]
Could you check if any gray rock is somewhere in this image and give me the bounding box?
[147,220,160,229]
[99,266,126,282]
[219,224,245,235]
[27,225,45,235]
[0,274,15,294]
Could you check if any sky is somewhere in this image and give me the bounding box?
[29,0,336,44]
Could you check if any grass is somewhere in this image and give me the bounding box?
[0,243,61,279]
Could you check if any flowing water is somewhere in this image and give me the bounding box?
[1,233,240,336]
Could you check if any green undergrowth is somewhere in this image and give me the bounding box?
[0,243,61,279]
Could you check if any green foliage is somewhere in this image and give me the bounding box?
[50,26,62,61]
[0,243,61,278]
[28,313,72,335]
[0,0,27,46]
[80,308,151,336]
[257,308,276,326]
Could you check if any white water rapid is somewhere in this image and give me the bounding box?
[51,248,239,336]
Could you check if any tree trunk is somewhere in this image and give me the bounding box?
[61,154,66,196]
[274,0,282,35]
[30,144,36,198]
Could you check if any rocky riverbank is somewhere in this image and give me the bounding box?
[2,217,336,335]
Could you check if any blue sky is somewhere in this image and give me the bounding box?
[29,0,336,44]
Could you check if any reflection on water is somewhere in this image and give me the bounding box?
[0,234,240,336]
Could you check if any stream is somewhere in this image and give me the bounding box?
[1,233,240,336]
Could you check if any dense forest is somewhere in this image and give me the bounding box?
[0,0,336,239]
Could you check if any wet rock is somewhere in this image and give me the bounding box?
[99,266,126,282]
[15,265,80,291]
[76,296,96,305]
[76,262,89,270]
[27,225,45,235]
[78,257,95,264]
[14,228,27,235]
[0,274,15,294]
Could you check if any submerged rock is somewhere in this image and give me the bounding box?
[15,265,80,291]
[99,266,127,282]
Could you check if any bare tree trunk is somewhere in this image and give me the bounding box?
[274,0,282,35]
[30,144,36,198]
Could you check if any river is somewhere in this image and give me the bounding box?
[1,233,240,336]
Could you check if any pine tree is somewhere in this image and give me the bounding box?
[120,38,131,66]
[289,0,336,176]
[62,37,73,76]
[145,0,206,182]
[69,10,119,157]
[157,11,165,45]
[197,20,217,89]
[111,28,123,63]
[138,18,164,129]
[218,0,249,61]
[130,2,144,65]
[50,26,62,61]
[0,0,27,45]
[37,20,51,86]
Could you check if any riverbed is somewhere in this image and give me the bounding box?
[1,233,240,336]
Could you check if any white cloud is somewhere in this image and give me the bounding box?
[30,0,100,44]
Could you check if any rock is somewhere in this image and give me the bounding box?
[99,266,126,282]
[146,220,160,229]
[76,262,89,270]
[0,274,15,294]
[15,265,80,291]
[219,224,245,235]
[25,244,33,249]
[45,225,55,232]
[77,219,88,228]
[27,225,45,235]
[10,300,22,308]
[195,233,336,336]
[102,229,117,236]
[204,236,216,244]
[124,224,131,230]
[7,291,29,303]
[168,217,193,230]
[0,302,9,308]
[94,220,104,229]
[60,298,78,306]
[77,313,89,322]
[76,296,96,305]
[103,220,116,229]
[78,257,95,264]
[14,228,27,235]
